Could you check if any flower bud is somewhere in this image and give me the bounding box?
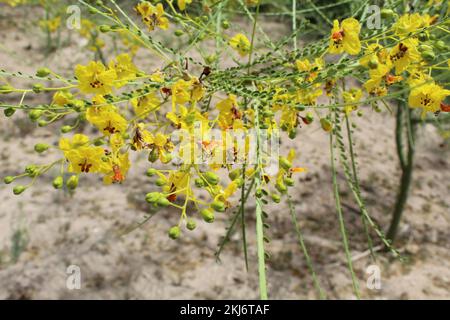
[4,176,15,184]
[148,148,159,163]
[36,68,51,77]
[271,193,281,203]
[255,188,263,198]
[320,118,333,132]
[186,220,197,231]
[194,178,206,188]
[146,168,157,177]
[61,125,73,133]
[418,32,429,42]
[25,165,38,177]
[222,20,230,29]
[13,185,26,195]
[34,143,50,153]
[275,181,287,193]
[211,200,225,212]
[380,9,394,19]
[145,192,161,203]
[421,50,435,62]
[66,175,78,190]
[284,177,295,187]
[174,29,184,37]
[0,84,14,94]
[234,177,244,188]
[434,40,446,51]
[200,209,215,223]
[279,157,292,171]
[168,226,181,240]
[29,110,43,122]
[228,169,241,181]
[32,83,44,93]
[305,112,314,123]
[99,25,111,33]
[4,107,15,117]
[288,129,297,139]
[368,57,378,69]
[155,177,167,187]
[204,172,219,185]
[52,176,63,189]
[157,197,171,207]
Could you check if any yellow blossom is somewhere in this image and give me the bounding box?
[229,33,251,57]
[108,53,138,88]
[135,2,169,31]
[75,61,117,95]
[328,18,361,55]
[409,82,450,118]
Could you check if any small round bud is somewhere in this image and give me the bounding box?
[368,57,378,69]
[146,168,157,177]
[148,148,159,163]
[52,176,64,189]
[13,185,26,195]
[4,176,15,184]
[61,125,73,133]
[4,107,15,117]
[186,220,197,231]
[271,193,281,203]
[67,175,79,190]
[155,178,167,187]
[174,29,184,37]
[194,178,206,188]
[279,157,292,171]
[0,84,14,94]
[434,40,446,51]
[204,172,219,185]
[380,9,394,19]
[211,200,226,212]
[99,25,111,33]
[32,83,44,93]
[156,197,171,207]
[222,20,230,29]
[205,54,217,64]
[145,192,161,203]
[275,181,287,193]
[93,139,105,146]
[418,32,429,42]
[168,226,181,240]
[320,118,333,132]
[29,110,43,122]
[34,143,50,153]
[200,209,215,223]
[255,188,263,198]
[228,169,241,181]
[288,129,297,139]
[305,112,314,123]
[36,68,51,77]
[284,177,295,187]
[421,50,435,62]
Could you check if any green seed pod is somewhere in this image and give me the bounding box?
[284,177,295,187]
[271,193,281,203]
[13,185,26,195]
[168,226,181,240]
[186,220,197,231]
[34,143,50,153]
[294,105,306,112]
[204,172,219,185]
[200,209,215,223]
[4,107,15,117]
[194,178,206,188]
[156,197,171,207]
[32,83,44,93]
[155,177,167,187]
[421,50,435,62]
[145,192,161,203]
[320,118,333,132]
[418,44,433,52]
[52,176,64,189]
[211,200,226,212]
[279,157,292,171]
[61,125,73,133]
[174,29,184,37]
[4,176,15,184]
[36,68,51,77]
[99,25,111,33]
[67,175,79,190]
[146,168,157,177]
[29,110,43,122]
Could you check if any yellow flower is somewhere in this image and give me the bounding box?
[393,13,423,36]
[328,18,361,55]
[132,123,154,150]
[229,33,251,57]
[296,84,323,106]
[52,91,74,106]
[39,17,61,33]
[295,58,324,82]
[177,0,192,11]
[65,146,107,174]
[86,96,128,136]
[409,82,450,118]
[131,91,161,118]
[103,152,131,185]
[59,134,90,154]
[389,38,420,74]
[135,2,169,31]
[359,43,390,68]
[343,89,363,114]
[216,95,244,130]
[108,53,138,88]
[75,61,117,95]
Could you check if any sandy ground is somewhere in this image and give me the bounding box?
[0,6,449,299]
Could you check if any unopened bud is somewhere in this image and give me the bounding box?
[13,185,26,195]
[67,175,79,190]
[52,176,63,189]
[200,209,215,223]
[211,200,225,212]
[34,143,49,153]
[36,68,51,77]
[168,226,181,240]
